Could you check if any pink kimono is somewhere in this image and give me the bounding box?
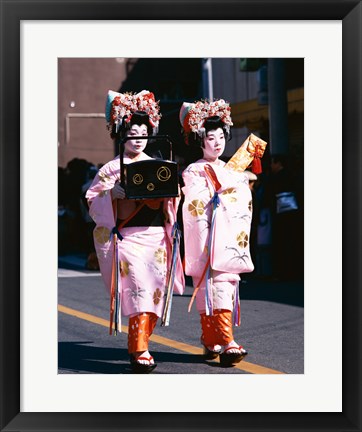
[86,155,184,321]
[182,160,254,321]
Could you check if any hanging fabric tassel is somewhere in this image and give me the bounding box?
[109,228,122,335]
[188,257,209,313]
[113,236,121,335]
[161,223,181,326]
[250,143,264,175]
[109,232,118,335]
[204,191,220,316]
[251,154,262,174]
[232,282,241,326]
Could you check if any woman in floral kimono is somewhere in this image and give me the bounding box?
[86,90,184,373]
[180,100,253,367]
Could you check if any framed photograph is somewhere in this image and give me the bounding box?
[1,1,361,431]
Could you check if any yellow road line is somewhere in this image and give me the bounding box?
[58,304,128,333]
[58,304,284,374]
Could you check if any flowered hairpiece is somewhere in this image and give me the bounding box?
[105,89,161,135]
[179,99,233,140]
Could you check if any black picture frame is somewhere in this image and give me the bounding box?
[1,1,361,431]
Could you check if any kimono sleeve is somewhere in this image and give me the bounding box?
[181,164,213,278]
[85,161,119,231]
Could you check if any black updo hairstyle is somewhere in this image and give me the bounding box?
[203,115,231,143]
[183,115,232,164]
[186,115,231,149]
[111,110,154,139]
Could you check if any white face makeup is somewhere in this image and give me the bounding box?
[124,123,148,157]
[202,127,226,162]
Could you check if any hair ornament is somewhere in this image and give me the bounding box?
[179,99,233,141]
[105,89,161,135]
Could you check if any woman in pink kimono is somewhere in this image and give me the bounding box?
[180,100,253,367]
[86,90,184,373]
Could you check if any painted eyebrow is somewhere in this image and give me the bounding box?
[207,133,224,137]
[130,129,147,133]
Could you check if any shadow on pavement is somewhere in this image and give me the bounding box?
[58,341,131,374]
[58,341,205,374]
[149,350,205,365]
[239,277,304,307]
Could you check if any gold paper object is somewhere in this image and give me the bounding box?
[226,133,267,173]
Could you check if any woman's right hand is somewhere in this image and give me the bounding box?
[111,182,126,200]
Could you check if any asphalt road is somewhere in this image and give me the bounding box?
[58,256,304,375]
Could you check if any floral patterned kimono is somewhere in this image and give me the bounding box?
[86,154,184,322]
[182,159,254,323]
